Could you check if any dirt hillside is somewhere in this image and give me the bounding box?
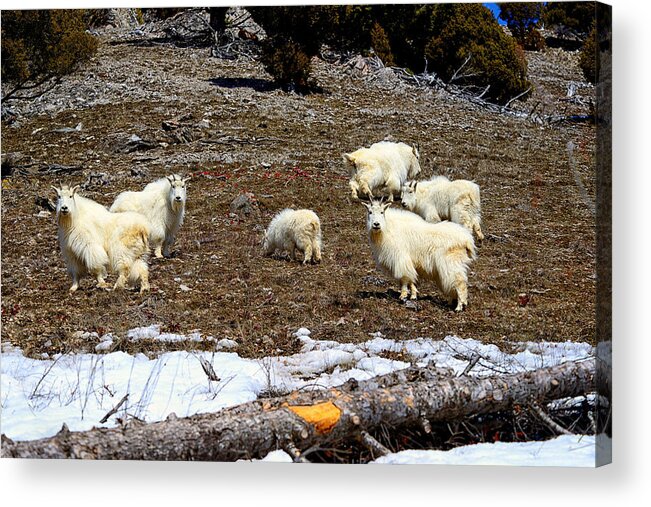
[1,16,597,359]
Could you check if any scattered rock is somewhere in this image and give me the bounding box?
[102,8,142,29]
[216,338,238,350]
[72,330,99,340]
[161,10,213,44]
[52,122,83,133]
[229,192,258,217]
[130,166,148,178]
[117,134,159,153]
[166,127,200,144]
[81,172,111,189]
[35,196,56,212]
[161,115,209,144]
[2,152,26,168]
[404,300,420,311]
[362,275,387,287]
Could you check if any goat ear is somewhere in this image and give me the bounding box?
[381,201,392,211]
[413,181,418,192]
[182,176,191,184]
[343,153,355,166]
[413,144,420,159]
[71,185,80,195]
[166,175,174,185]
[51,185,61,196]
[361,201,372,211]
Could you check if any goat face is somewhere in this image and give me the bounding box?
[400,181,418,211]
[166,174,190,209]
[362,199,391,234]
[52,184,79,218]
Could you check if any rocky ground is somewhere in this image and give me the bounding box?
[1,13,597,359]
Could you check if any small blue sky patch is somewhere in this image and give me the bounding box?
[484,3,507,25]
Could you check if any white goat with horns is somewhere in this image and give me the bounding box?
[52,184,150,293]
[400,176,484,242]
[362,199,476,311]
[344,141,421,202]
[110,174,190,258]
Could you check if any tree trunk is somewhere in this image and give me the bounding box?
[1,358,595,461]
[208,7,229,45]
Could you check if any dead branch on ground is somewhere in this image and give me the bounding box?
[2,358,595,460]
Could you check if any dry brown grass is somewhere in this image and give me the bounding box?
[1,38,597,359]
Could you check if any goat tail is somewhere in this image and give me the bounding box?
[139,228,150,255]
[128,258,150,293]
[468,187,482,217]
[466,237,477,261]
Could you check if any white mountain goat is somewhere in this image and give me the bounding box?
[110,174,190,258]
[362,199,476,311]
[263,209,322,264]
[401,176,484,242]
[52,184,150,293]
[344,141,421,201]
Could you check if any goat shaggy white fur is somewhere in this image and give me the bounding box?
[110,174,189,258]
[363,200,475,311]
[263,209,322,264]
[401,176,484,242]
[52,184,150,293]
[344,141,421,201]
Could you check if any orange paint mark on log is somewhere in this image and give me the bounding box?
[286,401,342,434]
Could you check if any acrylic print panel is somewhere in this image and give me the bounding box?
[0,2,611,466]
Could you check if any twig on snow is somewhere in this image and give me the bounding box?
[99,394,129,424]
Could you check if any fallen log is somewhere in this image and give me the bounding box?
[1,358,595,461]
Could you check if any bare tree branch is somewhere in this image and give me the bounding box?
[450,53,473,82]
[99,394,129,424]
[529,401,574,436]
[503,87,533,110]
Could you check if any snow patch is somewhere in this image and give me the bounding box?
[0,327,597,466]
[372,435,596,467]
